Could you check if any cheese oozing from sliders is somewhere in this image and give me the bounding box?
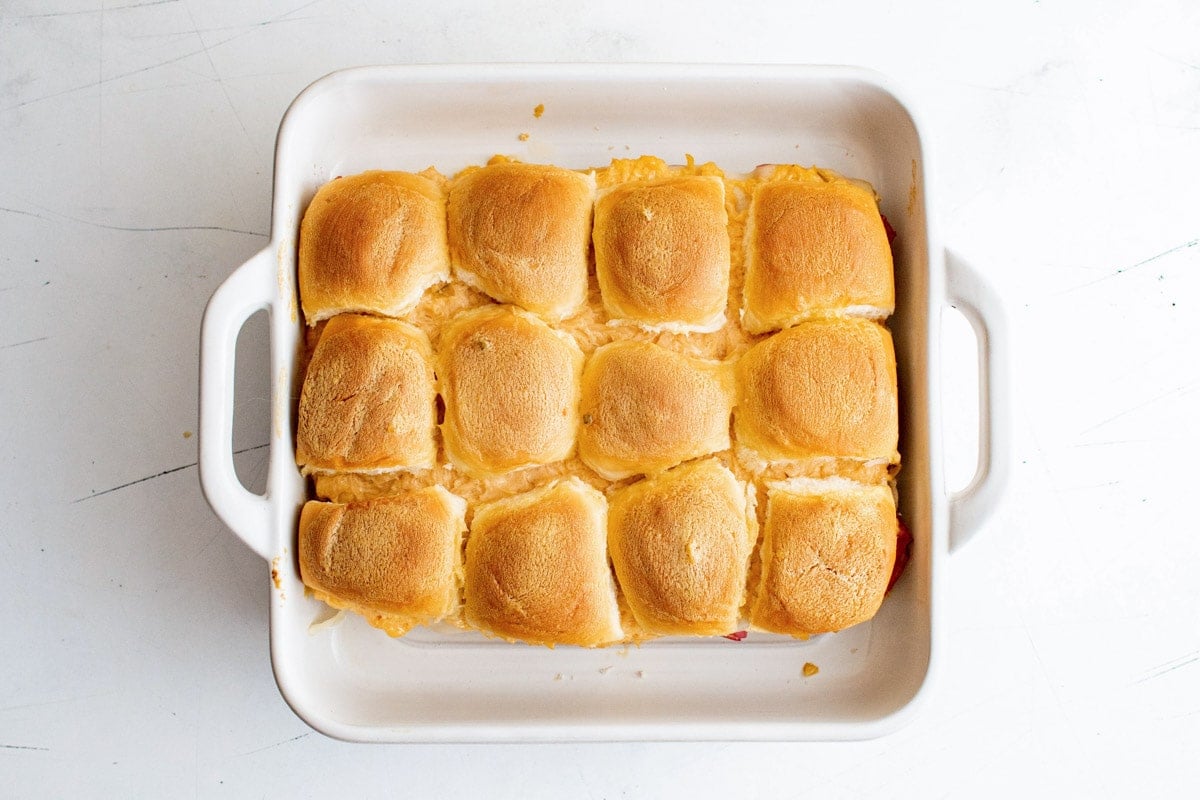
[295,155,904,646]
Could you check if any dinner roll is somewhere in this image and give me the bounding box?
[749,477,897,637]
[593,175,730,331]
[463,478,623,647]
[298,170,450,324]
[447,161,593,321]
[735,317,899,467]
[298,486,467,636]
[296,314,437,473]
[578,340,734,480]
[742,172,894,334]
[607,459,756,637]
[438,304,583,477]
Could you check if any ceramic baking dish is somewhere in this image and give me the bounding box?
[199,64,1008,742]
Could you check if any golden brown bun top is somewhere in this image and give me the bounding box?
[742,176,894,334]
[447,162,593,321]
[607,459,755,637]
[296,314,437,473]
[578,341,734,480]
[298,487,467,635]
[438,304,583,476]
[299,170,450,324]
[464,478,622,647]
[593,175,730,330]
[750,478,897,636]
[736,317,898,465]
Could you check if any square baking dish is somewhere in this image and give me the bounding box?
[199,64,1007,742]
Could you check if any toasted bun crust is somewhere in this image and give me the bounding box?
[593,175,730,330]
[742,177,894,334]
[447,162,593,321]
[298,486,467,636]
[749,478,897,636]
[578,341,734,480]
[735,318,899,465]
[463,478,622,647]
[438,304,583,477]
[299,171,450,324]
[607,459,756,637]
[296,314,437,473]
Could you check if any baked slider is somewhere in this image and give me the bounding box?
[298,170,450,324]
[463,478,623,647]
[438,304,583,477]
[749,478,897,637]
[296,314,437,473]
[607,459,756,637]
[742,172,894,334]
[735,317,899,469]
[578,341,734,480]
[593,175,731,332]
[447,161,594,321]
[298,486,467,636]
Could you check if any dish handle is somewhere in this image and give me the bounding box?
[198,247,277,561]
[943,249,1010,552]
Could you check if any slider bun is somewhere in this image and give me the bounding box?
[735,317,898,465]
[438,304,583,477]
[447,162,593,321]
[593,175,730,331]
[464,478,622,647]
[296,314,437,473]
[742,176,894,334]
[749,478,897,636]
[298,486,467,636]
[607,459,756,637]
[299,170,450,324]
[578,341,734,480]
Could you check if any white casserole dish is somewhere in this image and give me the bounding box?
[199,64,1008,742]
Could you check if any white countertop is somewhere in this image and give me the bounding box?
[2,1,1197,796]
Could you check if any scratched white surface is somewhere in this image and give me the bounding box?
[1,0,1198,796]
